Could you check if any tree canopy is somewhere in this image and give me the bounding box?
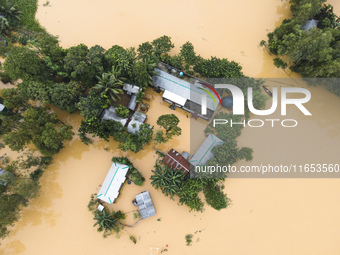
[263,0,340,95]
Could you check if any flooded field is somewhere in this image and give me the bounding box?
[1,0,340,254]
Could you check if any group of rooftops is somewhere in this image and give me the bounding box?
[95,62,225,222]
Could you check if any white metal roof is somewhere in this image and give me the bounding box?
[153,68,219,111]
[96,162,129,204]
[101,106,128,126]
[123,84,140,94]
[0,104,5,112]
[127,111,147,134]
[189,133,224,166]
[162,90,187,106]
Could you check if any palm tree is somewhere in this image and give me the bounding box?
[0,17,10,35]
[150,164,185,199]
[0,2,21,25]
[93,66,125,102]
[93,209,119,232]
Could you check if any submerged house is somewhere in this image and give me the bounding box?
[96,162,129,204]
[152,64,220,121]
[0,168,14,186]
[123,84,140,111]
[163,149,191,176]
[189,134,224,167]
[0,103,8,113]
[301,19,319,31]
[101,106,128,126]
[133,191,156,219]
[127,111,147,134]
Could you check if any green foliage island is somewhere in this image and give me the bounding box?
[0,0,282,241]
[262,0,340,95]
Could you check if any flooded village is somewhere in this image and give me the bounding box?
[0,0,340,255]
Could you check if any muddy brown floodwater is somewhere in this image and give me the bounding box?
[1,0,340,254]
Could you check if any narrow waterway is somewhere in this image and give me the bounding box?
[0,1,340,255]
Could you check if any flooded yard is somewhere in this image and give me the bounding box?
[0,0,340,254]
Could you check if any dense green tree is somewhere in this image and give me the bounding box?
[2,106,74,156]
[315,4,340,29]
[88,45,106,75]
[18,80,51,103]
[178,179,205,212]
[2,130,31,151]
[137,41,154,61]
[203,181,230,211]
[36,35,67,76]
[4,46,46,80]
[150,164,185,199]
[111,157,145,186]
[104,45,136,78]
[180,41,198,71]
[153,130,167,144]
[93,209,125,235]
[117,124,153,153]
[194,56,244,78]
[0,16,10,34]
[0,194,22,239]
[131,60,157,89]
[0,112,21,135]
[77,89,109,122]
[33,122,73,157]
[264,1,340,95]
[157,115,181,138]
[1,88,28,109]
[63,44,95,84]
[93,67,125,103]
[156,114,182,140]
[11,178,40,200]
[0,1,21,25]
[49,81,84,113]
[151,35,174,60]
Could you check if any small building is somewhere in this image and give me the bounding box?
[163,149,191,176]
[133,191,156,219]
[152,64,220,121]
[301,19,318,31]
[124,84,140,111]
[0,168,12,186]
[127,111,147,134]
[127,93,137,111]
[189,134,224,167]
[0,103,8,113]
[123,84,140,95]
[101,106,128,126]
[96,162,129,204]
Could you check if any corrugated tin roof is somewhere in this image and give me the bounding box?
[101,106,128,126]
[0,103,5,112]
[302,19,318,31]
[96,162,129,204]
[163,149,191,175]
[153,68,219,111]
[135,191,156,219]
[127,111,147,134]
[128,93,137,111]
[189,133,224,166]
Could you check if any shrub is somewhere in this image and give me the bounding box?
[203,182,230,211]
[111,157,145,186]
[115,105,129,118]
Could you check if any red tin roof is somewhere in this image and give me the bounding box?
[162,149,191,175]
